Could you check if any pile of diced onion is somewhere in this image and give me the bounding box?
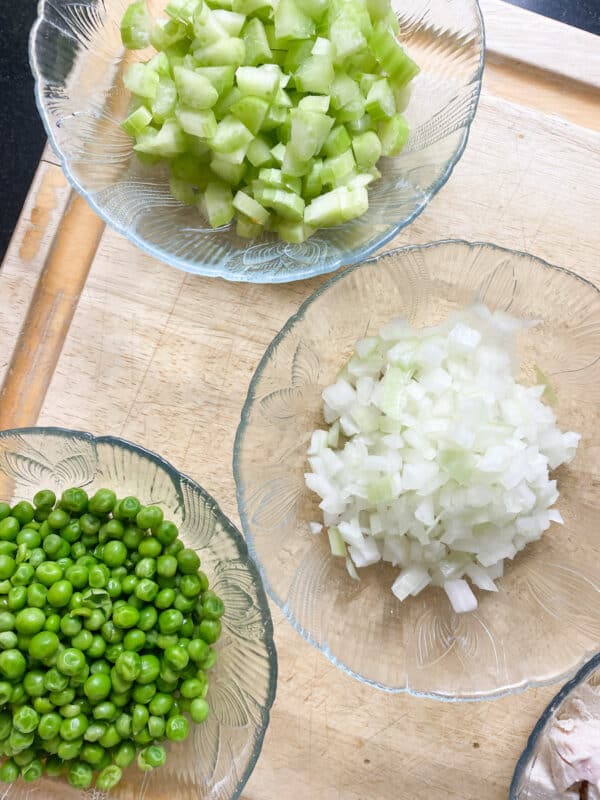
[305,304,580,613]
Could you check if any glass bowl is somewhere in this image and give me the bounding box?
[29,0,483,283]
[0,427,276,799]
[234,240,600,699]
[511,651,600,799]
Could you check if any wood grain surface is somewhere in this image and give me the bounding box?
[0,2,599,798]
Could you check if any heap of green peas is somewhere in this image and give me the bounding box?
[0,487,224,790]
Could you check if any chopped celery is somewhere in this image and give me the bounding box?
[294,54,334,94]
[274,0,315,41]
[121,105,153,137]
[194,66,235,94]
[290,109,333,161]
[236,214,264,238]
[379,114,409,156]
[175,106,217,137]
[322,125,351,158]
[202,180,235,226]
[174,66,219,108]
[365,78,396,120]
[352,130,381,169]
[211,114,254,153]
[242,18,272,66]
[121,0,150,49]
[247,137,275,167]
[124,62,159,100]
[230,95,269,134]
[166,0,201,23]
[276,219,315,243]
[194,38,246,66]
[120,0,419,240]
[169,175,198,204]
[233,190,270,224]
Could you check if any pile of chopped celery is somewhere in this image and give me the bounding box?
[120,0,419,242]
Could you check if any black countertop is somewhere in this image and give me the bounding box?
[1,0,598,263]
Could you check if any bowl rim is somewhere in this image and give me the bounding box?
[234,238,600,700]
[0,425,278,800]
[28,0,485,283]
[510,650,600,798]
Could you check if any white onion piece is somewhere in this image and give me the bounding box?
[306,304,580,612]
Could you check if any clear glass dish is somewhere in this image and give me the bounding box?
[0,427,276,799]
[29,0,483,282]
[234,240,600,699]
[511,652,600,799]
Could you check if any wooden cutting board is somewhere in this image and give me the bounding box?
[1,1,599,797]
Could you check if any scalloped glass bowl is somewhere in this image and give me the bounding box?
[511,651,600,799]
[234,240,600,699]
[0,427,276,800]
[30,0,483,282]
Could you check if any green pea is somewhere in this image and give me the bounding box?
[8,727,34,752]
[23,670,45,697]
[27,549,44,570]
[26,583,47,609]
[0,504,10,523]
[155,587,175,609]
[163,644,188,672]
[0,518,20,543]
[60,488,88,515]
[0,648,26,679]
[10,563,34,587]
[47,508,70,530]
[44,754,63,776]
[180,676,204,698]
[68,630,91,652]
[115,650,141,682]
[0,556,16,581]
[0,543,16,560]
[112,604,139,629]
[166,714,189,741]
[0,710,10,739]
[59,713,88,741]
[90,659,110,675]
[121,574,139,595]
[57,647,86,676]
[0,681,12,705]
[135,557,156,579]
[127,594,144,610]
[77,514,100,537]
[37,711,61,740]
[0,631,16,651]
[176,548,200,574]
[137,653,160,685]
[111,740,134,770]
[146,714,165,739]
[132,703,149,734]
[45,579,73,608]
[122,524,144,551]
[106,577,123,599]
[156,633,178,650]
[101,620,123,645]
[88,565,108,589]
[174,593,196,613]
[159,661,179,684]
[60,702,83,719]
[145,629,158,648]
[84,673,112,703]
[199,618,222,644]
[96,764,122,790]
[21,757,42,782]
[83,608,105,631]
[132,683,156,704]
[49,687,75,707]
[88,489,117,516]
[43,613,60,633]
[111,690,131,708]
[79,742,103,766]
[60,615,82,638]
[0,612,13,632]
[158,608,183,635]
[35,561,62,587]
[102,539,127,568]
[115,712,132,739]
[0,758,19,782]
[105,643,124,663]
[123,628,146,651]
[164,539,184,557]
[17,527,41,549]
[100,521,125,544]
[11,501,34,527]
[83,720,107,741]
[110,667,131,695]
[12,705,39,734]
[98,723,120,749]
[154,520,178,547]
[115,496,141,522]
[179,573,201,598]
[138,537,162,558]
[70,664,90,687]
[147,691,172,716]
[33,489,55,509]
[57,737,83,761]
[86,635,106,659]
[44,666,68,692]
[14,607,45,635]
